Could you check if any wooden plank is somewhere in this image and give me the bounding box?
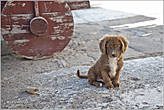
[66,0,90,10]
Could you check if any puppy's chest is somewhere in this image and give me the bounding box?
[108,58,118,77]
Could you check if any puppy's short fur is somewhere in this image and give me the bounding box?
[77,35,128,89]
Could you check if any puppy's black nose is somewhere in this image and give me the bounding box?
[112,54,116,57]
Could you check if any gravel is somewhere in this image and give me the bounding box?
[1,56,163,109]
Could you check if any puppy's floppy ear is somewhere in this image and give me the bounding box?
[119,35,129,53]
[99,36,107,54]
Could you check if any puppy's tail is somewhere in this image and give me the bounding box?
[77,70,88,79]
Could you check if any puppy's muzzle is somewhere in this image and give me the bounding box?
[111,51,116,57]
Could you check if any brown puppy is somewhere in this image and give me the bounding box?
[77,35,128,89]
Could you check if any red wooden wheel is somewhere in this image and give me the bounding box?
[1,1,74,59]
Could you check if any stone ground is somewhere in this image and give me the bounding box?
[1,6,164,110]
[1,57,163,109]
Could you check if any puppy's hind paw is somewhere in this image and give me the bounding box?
[95,83,102,87]
[90,81,102,88]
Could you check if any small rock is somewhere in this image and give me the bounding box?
[156,88,161,92]
[60,59,67,67]
[142,102,148,104]
[135,103,140,108]
[57,59,67,67]
[25,87,39,95]
[156,105,163,109]
[131,77,140,81]
[103,97,113,103]
[135,83,145,89]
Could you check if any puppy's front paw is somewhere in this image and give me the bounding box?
[113,81,120,87]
